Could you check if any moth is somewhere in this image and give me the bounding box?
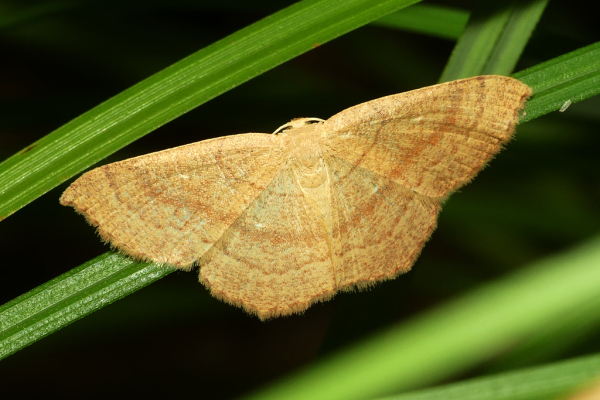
[61,75,532,319]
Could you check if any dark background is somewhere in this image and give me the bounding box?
[1,0,599,398]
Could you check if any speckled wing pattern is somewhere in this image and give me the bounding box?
[61,75,532,319]
[325,75,532,197]
[61,134,285,268]
[320,75,532,300]
[324,155,439,292]
[199,165,336,319]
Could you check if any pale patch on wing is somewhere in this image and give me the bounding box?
[199,165,336,319]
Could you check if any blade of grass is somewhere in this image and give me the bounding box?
[440,1,514,81]
[371,3,469,40]
[484,292,600,374]
[481,0,548,75]
[243,236,600,400]
[439,0,547,82]
[0,252,173,360]
[0,0,421,222]
[375,353,600,400]
[515,41,600,122]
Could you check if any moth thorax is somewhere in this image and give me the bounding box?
[293,133,324,169]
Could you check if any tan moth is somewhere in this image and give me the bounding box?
[61,75,532,319]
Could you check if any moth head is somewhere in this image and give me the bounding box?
[273,117,325,135]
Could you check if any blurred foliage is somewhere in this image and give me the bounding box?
[0,0,599,399]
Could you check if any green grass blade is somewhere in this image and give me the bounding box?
[515,41,600,122]
[440,0,547,82]
[440,1,514,81]
[243,236,600,400]
[484,293,600,374]
[0,252,173,360]
[376,353,600,400]
[0,0,420,221]
[481,0,548,75]
[371,3,469,40]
